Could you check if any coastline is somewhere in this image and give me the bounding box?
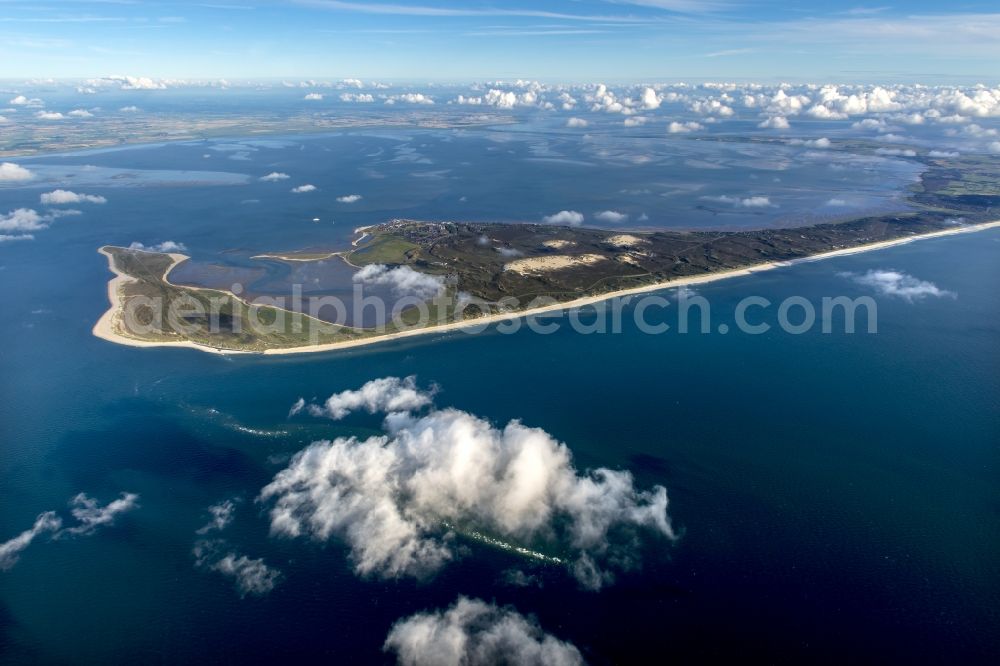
[93,220,1000,356]
[247,225,374,264]
[92,247,268,354]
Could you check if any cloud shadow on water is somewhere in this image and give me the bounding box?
[48,399,260,491]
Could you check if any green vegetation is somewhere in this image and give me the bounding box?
[101,245,477,352]
[916,154,1000,202]
[356,211,968,308]
[104,247,369,352]
[348,235,421,266]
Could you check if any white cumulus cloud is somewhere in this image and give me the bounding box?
[841,269,955,302]
[852,118,886,130]
[291,184,317,193]
[260,172,290,181]
[0,208,48,232]
[128,240,188,253]
[337,194,363,203]
[668,121,703,133]
[193,539,281,597]
[0,162,34,181]
[104,75,168,90]
[353,264,446,300]
[874,148,916,157]
[640,87,661,111]
[565,117,588,128]
[40,190,107,205]
[595,210,628,223]
[261,378,675,590]
[384,597,583,666]
[689,98,734,117]
[542,210,584,226]
[701,195,773,208]
[740,196,772,207]
[9,95,43,107]
[292,376,436,421]
[801,137,831,148]
[455,88,542,109]
[0,512,63,571]
[63,492,139,536]
[758,115,790,129]
[1,492,138,570]
[385,93,434,105]
[196,500,238,535]
[805,104,847,120]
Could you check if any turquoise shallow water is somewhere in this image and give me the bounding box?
[0,132,997,663]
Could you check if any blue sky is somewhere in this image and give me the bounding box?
[2,1,998,82]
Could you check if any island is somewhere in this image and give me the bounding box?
[93,216,998,355]
[94,148,1000,354]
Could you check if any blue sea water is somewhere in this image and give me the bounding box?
[0,130,997,664]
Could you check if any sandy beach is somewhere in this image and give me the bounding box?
[91,247,263,354]
[93,220,1000,356]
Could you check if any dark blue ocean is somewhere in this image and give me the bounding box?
[1,131,997,664]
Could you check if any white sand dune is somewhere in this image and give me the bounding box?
[503,253,606,275]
